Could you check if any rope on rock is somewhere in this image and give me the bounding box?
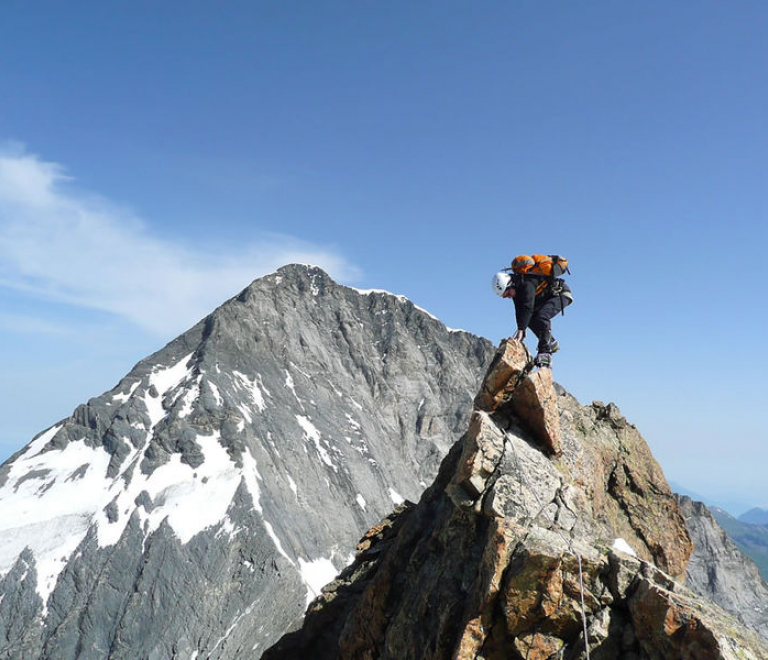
[576,552,591,660]
[507,433,591,659]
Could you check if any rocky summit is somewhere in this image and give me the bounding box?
[264,340,768,660]
[0,265,494,660]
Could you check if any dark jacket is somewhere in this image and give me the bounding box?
[513,275,572,331]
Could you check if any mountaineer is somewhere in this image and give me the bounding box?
[492,254,573,368]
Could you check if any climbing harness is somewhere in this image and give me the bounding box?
[507,435,591,659]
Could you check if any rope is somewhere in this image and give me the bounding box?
[577,553,591,660]
[507,433,591,658]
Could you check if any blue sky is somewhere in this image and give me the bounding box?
[1,2,767,513]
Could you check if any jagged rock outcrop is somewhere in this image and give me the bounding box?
[0,265,494,660]
[264,340,768,659]
[678,495,768,641]
[473,340,561,456]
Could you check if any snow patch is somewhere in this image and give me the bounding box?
[298,557,339,606]
[178,377,202,418]
[142,386,169,428]
[150,352,194,397]
[388,488,404,505]
[345,413,362,431]
[21,424,63,460]
[240,448,263,515]
[233,371,268,413]
[264,520,294,564]
[351,288,441,322]
[612,537,637,557]
[356,494,367,511]
[97,431,244,547]
[345,435,370,456]
[208,381,223,407]
[284,370,303,408]
[0,439,111,611]
[237,404,253,425]
[215,516,238,540]
[112,381,140,404]
[287,475,298,498]
[329,382,344,398]
[296,415,337,470]
[352,287,399,297]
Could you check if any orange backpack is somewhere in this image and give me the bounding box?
[511,254,569,278]
[510,254,570,297]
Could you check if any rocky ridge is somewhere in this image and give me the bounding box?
[678,495,768,641]
[264,339,768,659]
[711,507,768,582]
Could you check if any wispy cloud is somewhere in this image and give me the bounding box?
[0,312,74,336]
[0,144,360,336]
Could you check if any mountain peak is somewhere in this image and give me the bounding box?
[0,266,495,658]
[739,507,768,526]
[275,262,331,278]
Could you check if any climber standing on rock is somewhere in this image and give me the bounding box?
[492,254,573,368]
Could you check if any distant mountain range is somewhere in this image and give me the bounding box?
[739,507,768,526]
[668,481,760,519]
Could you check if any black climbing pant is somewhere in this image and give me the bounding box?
[529,295,572,353]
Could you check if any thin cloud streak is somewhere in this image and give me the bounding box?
[0,145,360,336]
[0,312,75,336]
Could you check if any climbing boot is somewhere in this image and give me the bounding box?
[534,352,551,368]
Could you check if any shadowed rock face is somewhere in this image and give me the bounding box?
[263,340,768,660]
[678,495,768,641]
[0,265,495,660]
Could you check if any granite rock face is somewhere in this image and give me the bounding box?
[711,507,768,583]
[0,265,494,660]
[678,495,768,641]
[264,341,768,660]
[473,339,561,456]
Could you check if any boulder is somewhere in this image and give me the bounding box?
[509,367,562,457]
[475,338,562,456]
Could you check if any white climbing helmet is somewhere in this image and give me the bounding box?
[491,271,512,297]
